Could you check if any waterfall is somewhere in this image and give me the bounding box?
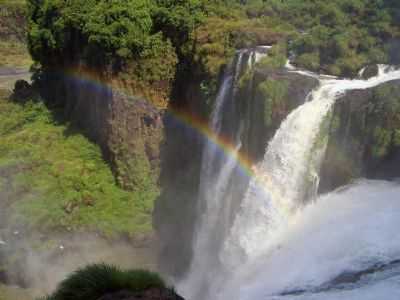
[179,47,268,299]
[218,66,400,290]
[233,65,400,249]
[180,59,400,300]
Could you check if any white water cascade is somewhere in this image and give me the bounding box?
[180,62,400,300]
[179,48,269,299]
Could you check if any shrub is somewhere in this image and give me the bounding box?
[39,264,166,300]
[372,126,392,158]
[256,42,287,70]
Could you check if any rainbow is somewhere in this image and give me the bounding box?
[60,67,268,183]
[169,106,257,177]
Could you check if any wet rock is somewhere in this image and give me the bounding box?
[11,79,35,102]
[360,64,379,80]
[387,38,400,65]
[319,79,400,193]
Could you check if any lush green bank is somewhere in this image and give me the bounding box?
[0,93,157,237]
[0,0,32,68]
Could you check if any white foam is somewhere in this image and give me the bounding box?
[217,180,400,300]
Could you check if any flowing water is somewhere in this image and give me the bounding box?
[180,56,400,300]
[180,48,268,299]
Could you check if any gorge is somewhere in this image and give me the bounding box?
[1,1,400,300]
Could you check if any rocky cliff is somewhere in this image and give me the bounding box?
[320,78,400,192]
[38,71,163,191]
[153,77,207,278]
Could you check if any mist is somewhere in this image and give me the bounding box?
[0,173,158,297]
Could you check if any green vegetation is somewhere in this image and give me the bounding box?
[368,84,400,158]
[25,0,295,106]
[0,96,158,237]
[38,264,167,300]
[0,0,31,68]
[256,43,287,71]
[257,78,288,127]
[0,285,32,300]
[319,81,400,192]
[313,110,335,152]
[261,0,400,76]
[322,82,400,186]
[6,0,400,237]
[28,0,152,64]
[26,0,178,105]
[22,0,400,108]
[0,0,26,5]
[0,40,32,68]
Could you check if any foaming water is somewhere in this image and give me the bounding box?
[220,65,400,271]
[217,180,400,300]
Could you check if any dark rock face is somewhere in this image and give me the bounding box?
[360,64,379,80]
[39,71,163,190]
[319,80,400,193]
[153,87,205,278]
[387,38,400,65]
[97,288,185,300]
[11,80,36,102]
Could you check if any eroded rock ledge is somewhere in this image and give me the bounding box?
[320,79,400,193]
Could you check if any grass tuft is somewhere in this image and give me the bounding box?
[41,264,165,300]
[0,41,32,68]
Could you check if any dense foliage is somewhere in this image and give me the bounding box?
[26,0,177,104]
[26,0,400,92]
[245,0,400,76]
[0,285,31,300]
[26,0,293,107]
